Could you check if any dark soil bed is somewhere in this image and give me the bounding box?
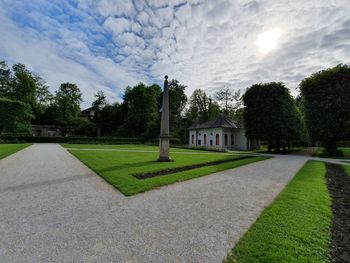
[134,155,255,179]
[326,163,350,263]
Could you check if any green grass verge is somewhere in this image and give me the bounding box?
[225,161,332,263]
[314,147,350,159]
[0,144,31,160]
[344,164,350,176]
[67,145,269,196]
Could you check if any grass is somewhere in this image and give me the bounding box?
[64,144,269,196]
[314,147,350,159]
[0,144,31,160]
[225,161,332,263]
[344,164,350,176]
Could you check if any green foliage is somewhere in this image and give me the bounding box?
[225,161,331,263]
[121,83,161,137]
[243,82,303,152]
[300,64,350,156]
[66,144,268,195]
[54,82,82,126]
[0,97,33,133]
[188,89,221,122]
[0,144,31,160]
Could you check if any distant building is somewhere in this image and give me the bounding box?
[188,115,259,151]
[30,125,63,137]
[81,107,95,120]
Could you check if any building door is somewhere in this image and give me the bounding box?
[231,134,234,145]
[216,134,219,145]
[224,134,228,146]
[204,134,207,145]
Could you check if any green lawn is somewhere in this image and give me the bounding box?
[344,164,350,176]
[0,144,31,160]
[314,147,350,159]
[225,161,332,263]
[65,144,269,196]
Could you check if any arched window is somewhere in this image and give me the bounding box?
[204,134,207,145]
[191,134,194,144]
[216,134,219,145]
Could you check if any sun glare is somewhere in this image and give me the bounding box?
[256,28,282,55]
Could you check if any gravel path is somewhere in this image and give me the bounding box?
[0,144,308,263]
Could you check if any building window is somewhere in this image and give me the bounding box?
[198,139,201,145]
[224,134,228,146]
[191,134,194,144]
[199,133,201,135]
[210,132,213,136]
[210,140,213,146]
[231,134,234,145]
[204,134,207,145]
[216,134,219,145]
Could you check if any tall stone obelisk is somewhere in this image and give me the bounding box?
[158,75,171,162]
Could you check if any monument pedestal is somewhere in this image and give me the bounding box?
[158,135,171,162]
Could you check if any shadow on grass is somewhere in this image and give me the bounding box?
[96,160,157,173]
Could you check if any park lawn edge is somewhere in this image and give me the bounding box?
[314,147,350,160]
[68,149,270,196]
[225,160,332,263]
[0,143,31,160]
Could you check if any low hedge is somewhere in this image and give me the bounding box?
[0,135,144,144]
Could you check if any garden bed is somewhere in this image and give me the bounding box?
[134,155,255,179]
[325,163,350,263]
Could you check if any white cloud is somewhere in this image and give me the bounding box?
[1,0,350,108]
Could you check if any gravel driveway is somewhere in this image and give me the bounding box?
[0,144,307,263]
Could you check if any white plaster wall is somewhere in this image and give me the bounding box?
[233,128,248,150]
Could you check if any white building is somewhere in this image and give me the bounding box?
[188,115,259,151]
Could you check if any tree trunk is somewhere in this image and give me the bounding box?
[276,140,281,153]
[325,140,342,157]
[267,141,272,152]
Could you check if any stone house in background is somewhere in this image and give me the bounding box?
[188,115,259,151]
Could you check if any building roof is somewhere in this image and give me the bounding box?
[188,115,239,130]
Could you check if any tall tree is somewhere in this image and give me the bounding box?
[54,82,82,126]
[300,64,350,156]
[188,89,220,122]
[0,97,33,133]
[215,87,242,115]
[121,83,161,136]
[243,82,302,152]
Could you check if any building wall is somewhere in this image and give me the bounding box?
[233,128,248,150]
[189,127,252,150]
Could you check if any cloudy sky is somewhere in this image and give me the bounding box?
[0,0,349,107]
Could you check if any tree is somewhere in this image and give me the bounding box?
[91,90,107,128]
[300,64,350,156]
[168,79,188,136]
[215,87,242,115]
[243,82,302,152]
[188,89,220,122]
[0,97,33,133]
[0,61,11,96]
[121,83,161,137]
[54,82,82,126]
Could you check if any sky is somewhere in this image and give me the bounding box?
[0,0,349,108]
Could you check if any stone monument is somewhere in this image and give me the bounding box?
[158,75,171,162]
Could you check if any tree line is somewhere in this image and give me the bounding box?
[0,60,349,156]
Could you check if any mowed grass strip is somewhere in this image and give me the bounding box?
[314,147,350,159]
[225,161,332,263]
[67,145,268,196]
[344,164,350,176]
[0,144,31,160]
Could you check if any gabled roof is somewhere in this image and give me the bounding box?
[188,115,238,129]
